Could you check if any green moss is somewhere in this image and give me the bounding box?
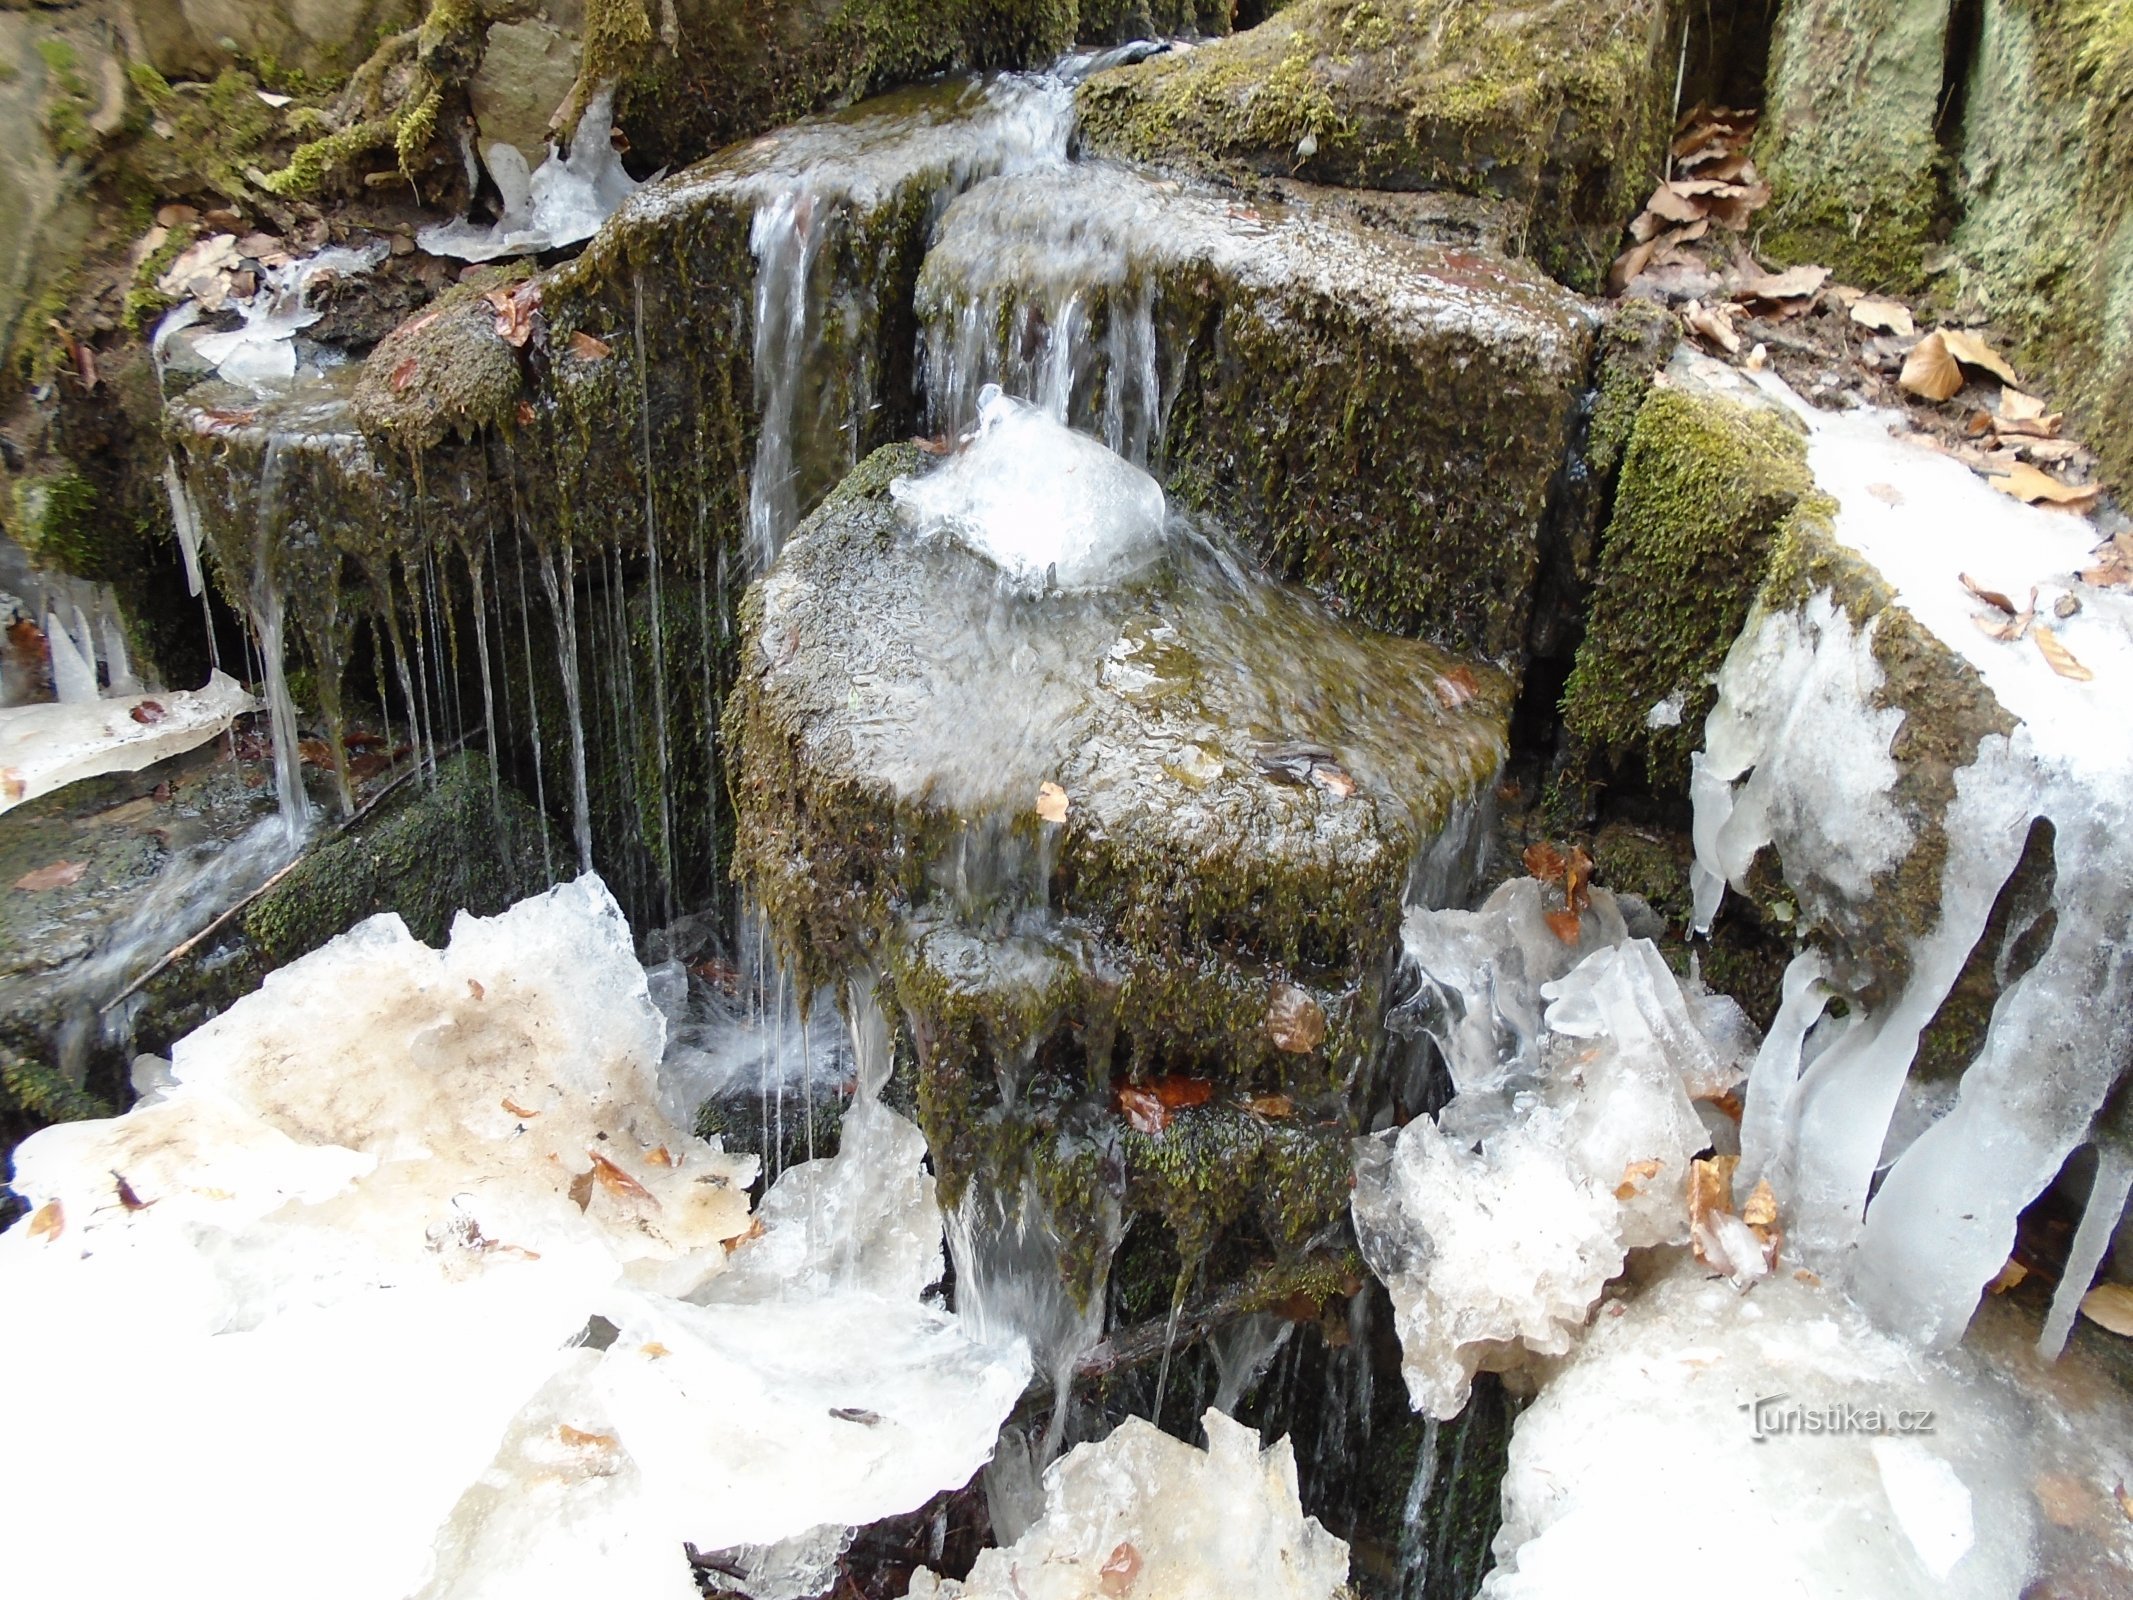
[1076,0,1680,290]
[1,1052,110,1129]
[259,119,395,197]
[1562,379,1820,790]
[7,470,106,579]
[352,271,529,446]
[122,225,192,334]
[1585,301,1680,486]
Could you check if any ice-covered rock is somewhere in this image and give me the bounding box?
[1358,890,1746,1418]
[909,1409,1349,1600]
[1688,380,2133,1348]
[185,243,388,390]
[0,875,1028,1600]
[418,92,649,263]
[1482,1253,2133,1599]
[891,386,1168,591]
[0,669,254,813]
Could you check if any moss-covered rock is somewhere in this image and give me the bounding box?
[353,268,530,446]
[1074,0,1686,290]
[918,161,1594,658]
[1755,0,1952,293]
[1562,350,1823,792]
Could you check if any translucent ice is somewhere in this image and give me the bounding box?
[419,93,648,263]
[909,1409,1350,1600]
[1356,918,1730,1419]
[890,386,1168,591]
[0,669,254,813]
[1,875,1028,1600]
[190,244,388,390]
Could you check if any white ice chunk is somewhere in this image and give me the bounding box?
[0,669,254,812]
[190,243,387,392]
[419,92,650,263]
[890,385,1168,591]
[910,1410,1350,1600]
[1482,1257,2041,1600]
[42,607,98,702]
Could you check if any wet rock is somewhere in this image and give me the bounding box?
[1075,0,1687,291]
[917,161,1595,658]
[468,19,582,171]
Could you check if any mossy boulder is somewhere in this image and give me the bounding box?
[1562,349,1822,791]
[1074,0,1687,290]
[918,161,1594,659]
[1755,0,1952,293]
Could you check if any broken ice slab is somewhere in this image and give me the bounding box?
[0,874,1028,1600]
[418,92,648,263]
[916,159,1595,656]
[0,669,254,813]
[1482,1251,2133,1598]
[1685,373,2133,1347]
[1355,895,1739,1419]
[909,1409,1350,1600]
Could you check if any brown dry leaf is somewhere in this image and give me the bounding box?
[1035,780,1069,823]
[2033,626,2094,682]
[1147,1077,1214,1111]
[1117,1085,1169,1135]
[567,1167,595,1212]
[1986,1258,2029,1294]
[1990,461,2100,509]
[467,978,486,1001]
[2,770,24,803]
[1851,296,1916,337]
[1562,845,1592,916]
[130,699,168,724]
[2021,438,2082,464]
[566,329,611,362]
[1683,299,1741,354]
[297,737,332,767]
[1744,341,1768,371]
[27,1199,63,1241]
[644,1145,675,1167]
[1522,840,1567,881]
[1998,388,2050,424]
[15,859,86,892]
[2080,1283,2133,1336]
[1687,1153,1739,1271]
[1542,907,1582,945]
[1734,263,1829,304]
[557,1424,619,1451]
[1309,760,1356,800]
[587,1149,660,1207]
[1099,1542,1143,1599]
[722,1216,767,1253]
[1245,1093,1296,1119]
[640,1342,671,1359]
[1265,983,1327,1053]
[516,399,536,427]
[1433,663,1479,707]
[1899,332,1964,402]
[1960,572,2019,614]
[501,1096,539,1118]
[483,283,541,348]
[1609,232,1669,293]
[1614,1158,1663,1200]
[2080,531,2133,588]
[1940,328,2020,387]
[1739,1178,1779,1229]
[389,355,419,392]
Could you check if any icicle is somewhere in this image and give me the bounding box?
[538,544,594,874]
[43,609,98,703]
[100,609,139,696]
[2039,1132,2133,1360]
[634,273,677,924]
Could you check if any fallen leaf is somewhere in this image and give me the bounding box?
[483,282,541,348]
[1850,296,1916,336]
[2080,531,2133,588]
[1245,1093,1295,1119]
[1740,1178,1779,1229]
[113,1171,150,1211]
[1035,780,1069,823]
[129,699,167,724]
[1959,573,2018,614]
[1117,1085,1169,1134]
[1986,1258,2029,1294]
[15,860,86,892]
[1940,327,2020,387]
[27,1199,63,1241]
[722,1216,767,1252]
[389,355,420,392]
[644,1145,675,1167]
[587,1149,660,1207]
[1614,1157,1663,1199]
[1265,983,1327,1053]
[1687,1153,1739,1272]
[557,1424,619,1451]
[2079,1283,2133,1336]
[1543,907,1583,945]
[516,399,536,426]
[1734,263,1829,304]
[640,1342,671,1358]
[297,737,332,766]
[1990,461,2100,509]
[256,91,293,108]
[1433,664,1479,707]
[1683,299,1741,354]
[1522,841,1567,881]
[1998,388,2049,424]
[1308,760,1356,800]
[911,434,953,454]
[1,770,23,802]
[1899,331,1963,401]
[1099,1543,1142,1598]
[501,1096,538,1118]
[1744,341,1768,371]
[566,329,611,361]
[567,1167,595,1212]
[2033,626,2094,681]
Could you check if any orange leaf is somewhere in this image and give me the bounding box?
[130,699,168,724]
[566,329,611,361]
[389,356,419,392]
[1147,1076,1214,1110]
[722,1215,767,1253]
[557,1424,619,1451]
[1543,907,1583,945]
[1245,1093,1295,1119]
[1614,1158,1663,1200]
[501,1096,538,1118]
[1432,664,1479,708]
[1099,1542,1142,1598]
[1265,983,1327,1053]
[587,1149,659,1207]
[27,1199,63,1241]
[1522,841,1567,882]
[1117,1085,1169,1135]
[2033,626,2094,682]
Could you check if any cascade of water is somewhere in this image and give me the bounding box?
[634,273,679,925]
[1209,1313,1295,1416]
[466,551,504,834]
[506,507,555,885]
[537,544,595,874]
[252,442,309,836]
[1393,1416,1444,1600]
[745,186,827,574]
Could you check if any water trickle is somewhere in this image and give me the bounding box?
[538,544,595,874]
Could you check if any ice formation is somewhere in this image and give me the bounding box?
[1481,1254,2133,1598]
[0,669,254,812]
[1689,381,2133,1348]
[186,243,389,389]
[1355,882,1748,1418]
[908,1410,1350,1600]
[0,876,1028,1600]
[419,93,649,263]
[890,386,1169,591]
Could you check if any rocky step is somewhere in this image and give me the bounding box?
[918,160,1595,660]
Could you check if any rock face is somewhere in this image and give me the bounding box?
[729,436,1511,1296]
[917,161,1595,658]
[1075,0,1686,290]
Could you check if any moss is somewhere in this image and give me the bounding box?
[1075,0,1682,290]
[1562,377,1820,790]
[6,470,103,578]
[121,225,192,334]
[1585,300,1680,486]
[1,1052,110,1131]
[259,119,396,198]
[353,272,529,446]
[122,68,283,206]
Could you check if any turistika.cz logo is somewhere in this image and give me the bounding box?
[1741,1393,1937,1442]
